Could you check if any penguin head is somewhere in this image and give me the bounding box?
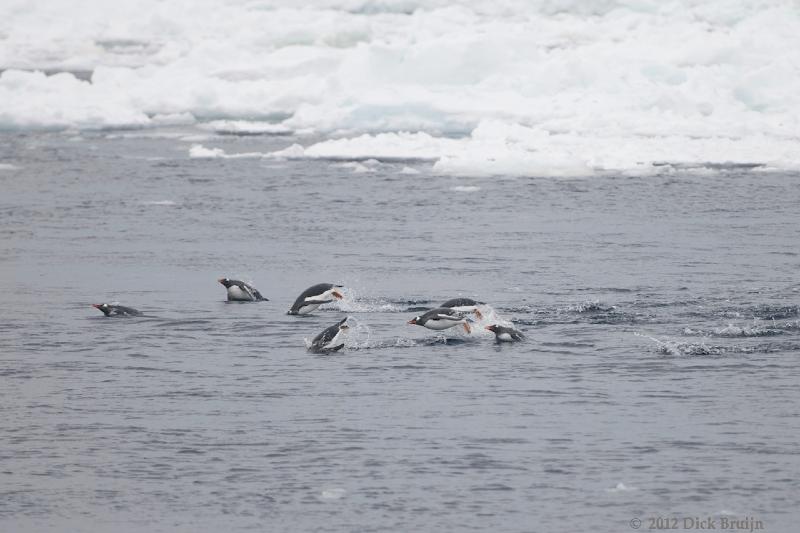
[92,303,111,316]
[485,325,498,333]
[218,277,231,288]
[330,285,344,299]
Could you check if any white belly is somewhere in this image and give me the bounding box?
[297,302,321,314]
[497,332,514,342]
[227,286,252,301]
[424,318,462,330]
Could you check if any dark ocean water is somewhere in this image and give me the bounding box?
[1,131,799,533]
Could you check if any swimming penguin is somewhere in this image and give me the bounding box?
[441,297,485,319]
[288,283,344,315]
[309,317,350,353]
[486,324,524,342]
[218,278,267,302]
[92,303,142,317]
[408,307,472,333]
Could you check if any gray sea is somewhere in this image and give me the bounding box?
[1,130,799,532]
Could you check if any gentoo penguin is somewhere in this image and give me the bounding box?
[288,283,343,315]
[441,297,484,319]
[408,307,472,333]
[218,278,267,302]
[92,303,142,317]
[309,317,350,353]
[486,324,524,342]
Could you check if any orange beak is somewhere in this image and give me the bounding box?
[92,304,102,309]
[332,291,343,300]
[217,278,225,284]
[408,318,417,325]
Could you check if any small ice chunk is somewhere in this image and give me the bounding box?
[606,483,637,492]
[189,144,226,158]
[398,166,420,175]
[320,488,346,500]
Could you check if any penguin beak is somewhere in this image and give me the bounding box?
[485,325,494,331]
[92,304,102,309]
[332,291,343,299]
[217,278,225,285]
[408,318,417,325]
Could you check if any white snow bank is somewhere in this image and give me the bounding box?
[2,0,800,174]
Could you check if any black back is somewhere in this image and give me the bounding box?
[310,318,348,351]
[290,283,338,313]
[441,298,483,308]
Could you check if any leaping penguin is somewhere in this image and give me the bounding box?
[288,283,344,315]
[92,303,142,317]
[408,307,472,333]
[309,317,350,353]
[218,278,267,302]
[440,297,484,319]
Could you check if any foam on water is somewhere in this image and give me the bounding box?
[2,0,799,175]
[140,200,177,206]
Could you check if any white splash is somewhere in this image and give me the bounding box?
[606,482,638,493]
